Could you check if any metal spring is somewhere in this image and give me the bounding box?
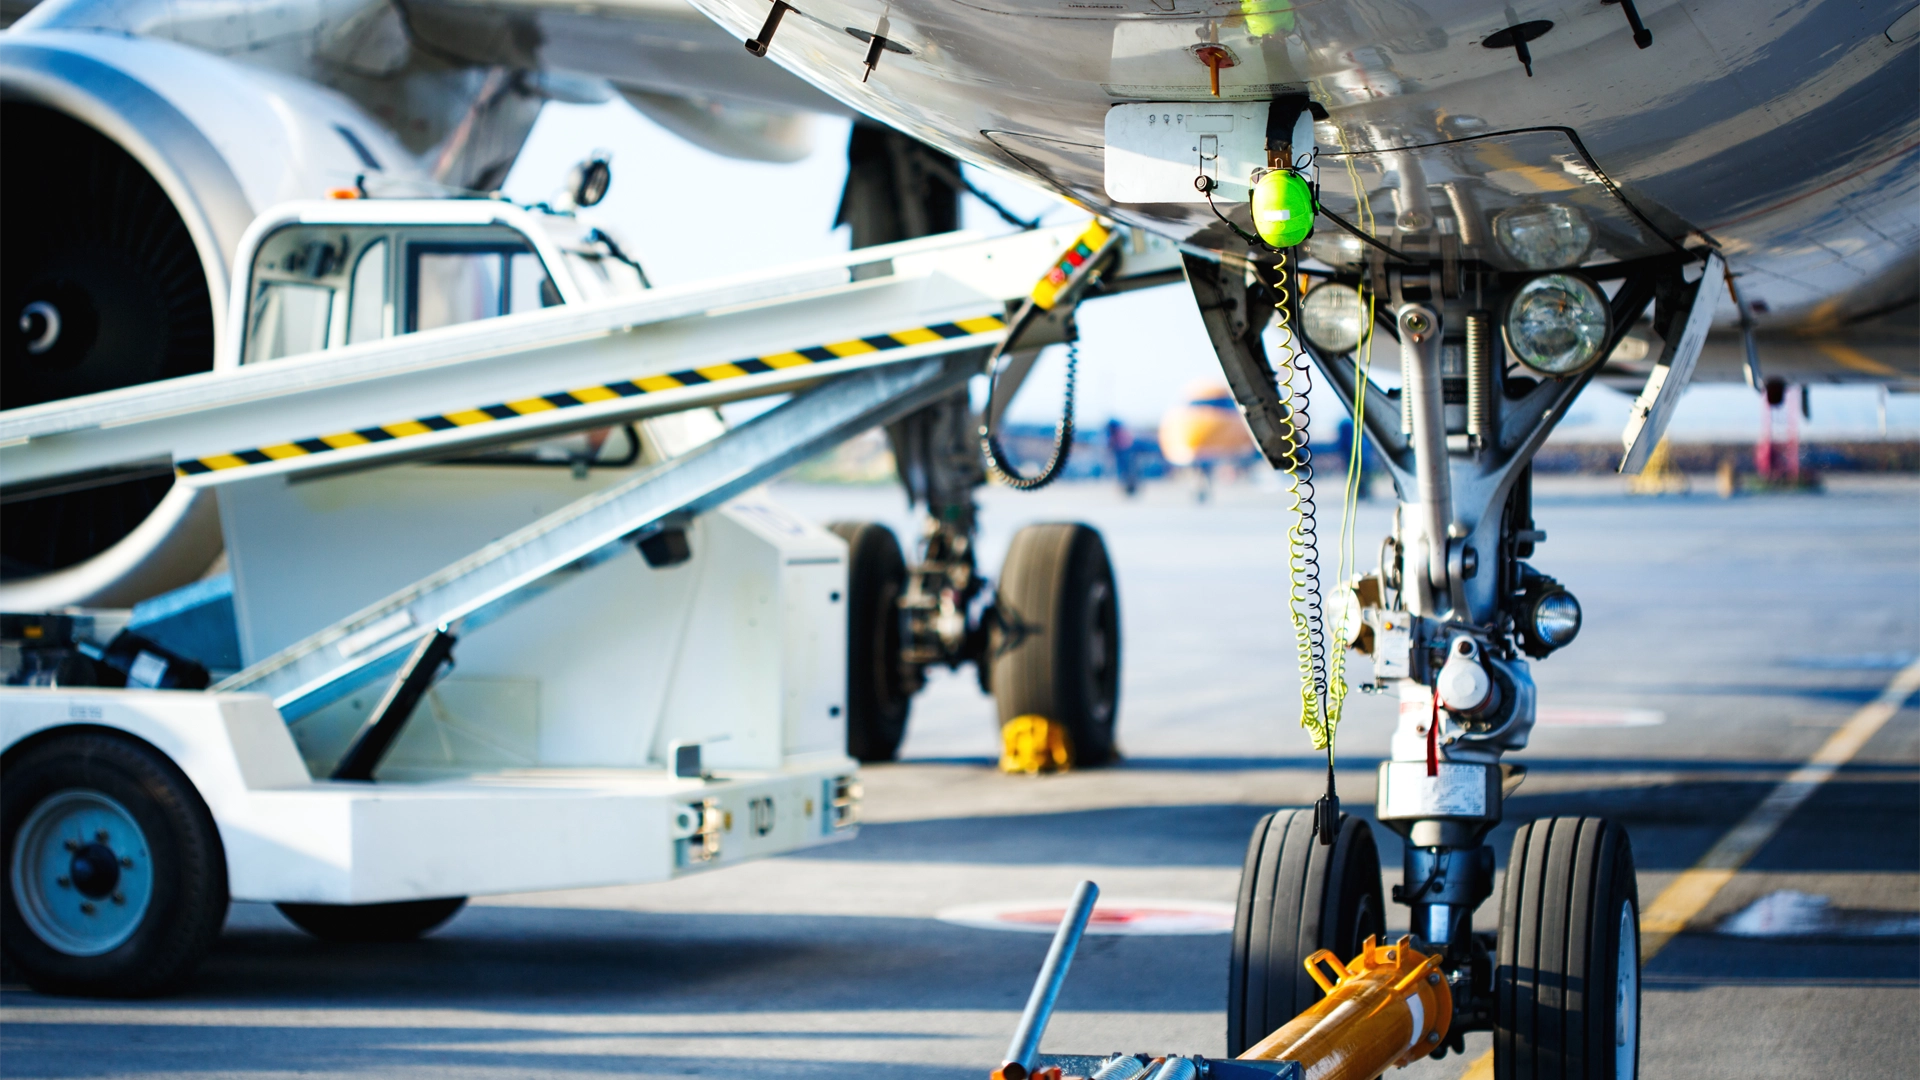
[1400,327,1415,436]
[1466,310,1492,445]
[1091,1055,1150,1080]
[1148,1058,1200,1080]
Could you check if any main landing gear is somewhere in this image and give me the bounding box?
[831,124,1124,770]
[1191,224,1718,1074]
[830,422,1122,771]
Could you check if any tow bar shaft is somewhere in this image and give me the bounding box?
[994,880,1099,1080]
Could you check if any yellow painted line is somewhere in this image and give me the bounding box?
[1639,654,1920,952]
[505,397,557,414]
[198,453,249,471]
[823,339,878,357]
[258,443,308,460]
[443,409,492,427]
[1815,341,1904,378]
[954,315,1006,335]
[1457,655,1920,1078]
[890,326,945,346]
[760,351,812,369]
[382,420,434,438]
[570,385,620,404]
[695,362,751,381]
[319,432,369,449]
[634,374,684,392]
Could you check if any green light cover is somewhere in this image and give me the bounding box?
[1252,170,1313,248]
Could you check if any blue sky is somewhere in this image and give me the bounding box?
[504,100,1916,441]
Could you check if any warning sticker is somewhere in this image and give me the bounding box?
[1381,762,1489,819]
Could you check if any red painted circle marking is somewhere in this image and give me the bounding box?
[936,898,1234,935]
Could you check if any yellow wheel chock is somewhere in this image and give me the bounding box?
[1000,715,1072,774]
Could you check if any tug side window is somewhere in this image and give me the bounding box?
[345,240,390,345]
[407,244,559,333]
[244,282,333,364]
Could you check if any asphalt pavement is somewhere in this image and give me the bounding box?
[2,472,1915,1078]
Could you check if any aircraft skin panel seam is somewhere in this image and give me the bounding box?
[170,314,1009,477]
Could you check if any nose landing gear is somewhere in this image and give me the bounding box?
[1187,228,1712,1074]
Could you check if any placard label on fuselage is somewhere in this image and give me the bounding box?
[1104,102,1269,204]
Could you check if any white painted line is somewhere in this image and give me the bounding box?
[935,898,1235,935]
[1460,656,1920,1080]
[1719,890,1920,939]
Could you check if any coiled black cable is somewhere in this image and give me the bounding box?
[980,340,1077,491]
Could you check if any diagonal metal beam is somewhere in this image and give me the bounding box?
[218,353,980,720]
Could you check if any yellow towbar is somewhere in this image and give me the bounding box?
[988,891,1455,1080]
[1238,935,1453,1080]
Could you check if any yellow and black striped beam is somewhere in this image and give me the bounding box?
[177,315,1007,477]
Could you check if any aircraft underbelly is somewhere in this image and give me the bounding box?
[690,0,1918,324]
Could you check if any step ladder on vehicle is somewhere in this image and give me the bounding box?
[0,198,1181,995]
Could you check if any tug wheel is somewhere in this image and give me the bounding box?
[988,523,1120,768]
[1,731,229,997]
[276,897,467,942]
[1496,816,1640,1080]
[1228,808,1385,1055]
[829,521,915,762]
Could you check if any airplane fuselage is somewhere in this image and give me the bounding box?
[691,0,1919,328]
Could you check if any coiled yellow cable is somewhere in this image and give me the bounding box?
[1267,261,1333,750]
[1273,129,1382,759]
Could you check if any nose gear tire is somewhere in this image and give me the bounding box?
[829,521,915,762]
[1228,808,1386,1055]
[988,523,1121,767]
[275,897,468,943]
[1496,816,1640,1080]
[1,730,229,997]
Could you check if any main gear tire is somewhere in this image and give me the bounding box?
[829,521,915,762]
[276,898,467,943]
[987,523,1121,767]
[1227,808,1386,1055]
[2,730,229,997]
[1495,816,1640,1080]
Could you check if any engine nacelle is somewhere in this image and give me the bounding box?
[0,30,419,610]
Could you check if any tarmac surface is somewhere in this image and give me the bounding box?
[3,472,1916,1078]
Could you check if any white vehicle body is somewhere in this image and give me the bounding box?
[2,196,883,910]
[0,201,1175,994]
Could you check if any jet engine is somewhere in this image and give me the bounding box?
[0,30,419,610]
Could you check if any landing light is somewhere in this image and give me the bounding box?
[1494,204,1593,270]
[1301,283,1366,356]
[1504,273,1610,376]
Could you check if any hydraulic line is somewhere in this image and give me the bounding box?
[980,221,1114,491]
[1325,128,1379,752]
[1326,286,1377,745]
